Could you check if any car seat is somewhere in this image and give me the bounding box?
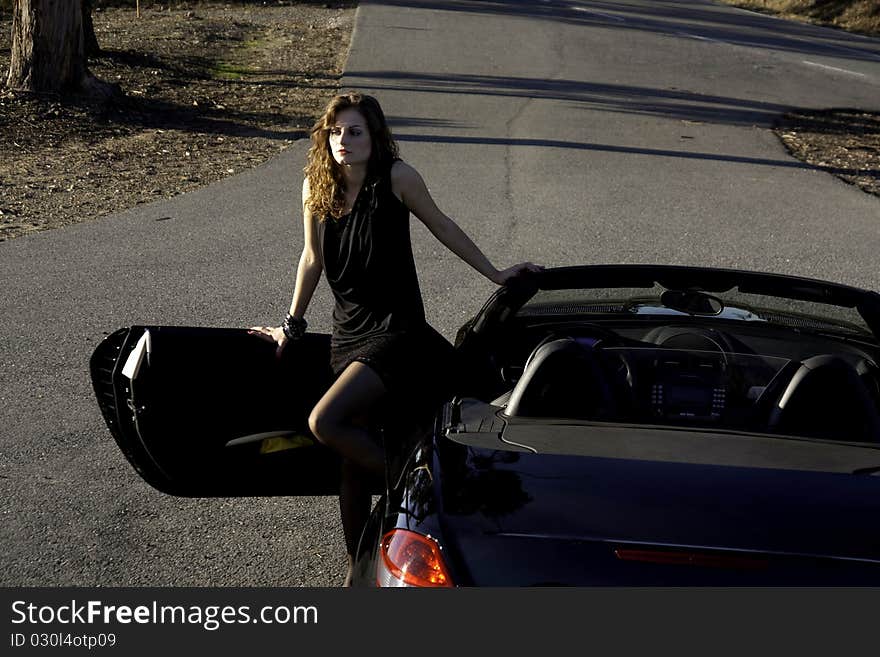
[767,354,880,442]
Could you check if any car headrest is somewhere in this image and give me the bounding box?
[769,354,880,442]
[505,337,615,419]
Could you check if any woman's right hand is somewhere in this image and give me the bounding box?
[492,262,544,285]
[248,325,289,359]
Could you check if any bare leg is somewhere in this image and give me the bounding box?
[308,361,387,475]
[308,361,388,585]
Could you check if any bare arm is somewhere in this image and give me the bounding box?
[393,161,542,284]
[249,179,323,355]
[288,178,323,319]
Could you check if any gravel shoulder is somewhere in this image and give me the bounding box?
[0,0,877,244]
[774,110,879,199]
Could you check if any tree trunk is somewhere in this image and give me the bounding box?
[83,0,100,56]
[6,0,114,96]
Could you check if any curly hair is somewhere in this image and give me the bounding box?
[304,92,400,221]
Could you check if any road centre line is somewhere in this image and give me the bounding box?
[801,60,867,77]
[568,6,626,22]
[675,31,723,45]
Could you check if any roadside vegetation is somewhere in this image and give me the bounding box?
[719,0,880,36]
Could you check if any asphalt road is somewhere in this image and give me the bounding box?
[2,0,879,587]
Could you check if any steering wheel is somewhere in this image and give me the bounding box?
[642,326,732,367]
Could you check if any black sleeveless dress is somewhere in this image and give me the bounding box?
[318,160,452,401]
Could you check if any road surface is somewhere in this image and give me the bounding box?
[2,0,879,586]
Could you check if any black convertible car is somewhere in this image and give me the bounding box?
[90,265,880,586]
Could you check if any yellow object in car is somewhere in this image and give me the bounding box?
[259,433,315,454]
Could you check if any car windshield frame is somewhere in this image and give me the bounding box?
[467,265,880,342]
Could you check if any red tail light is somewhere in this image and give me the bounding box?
[377,529,455,587]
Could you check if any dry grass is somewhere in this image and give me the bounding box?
[720,0,880,36]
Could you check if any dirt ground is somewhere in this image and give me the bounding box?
[0,1,877,242]
[0,1,356,241]
[775,109,880,198]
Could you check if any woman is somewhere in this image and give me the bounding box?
[250,92,542,585]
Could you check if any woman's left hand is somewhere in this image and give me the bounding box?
[492,262,544,285]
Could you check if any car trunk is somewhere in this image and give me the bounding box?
[436,422,880,585]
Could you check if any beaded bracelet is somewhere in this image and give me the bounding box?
[282,314,307,340]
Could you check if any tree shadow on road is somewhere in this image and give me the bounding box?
[369,0,880,63]
[394,131,878,178]
[347,70,793,127]
[363,70,880,177]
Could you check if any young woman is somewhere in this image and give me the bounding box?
[249,92,542,585]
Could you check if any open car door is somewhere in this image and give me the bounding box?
[90,326,341,497]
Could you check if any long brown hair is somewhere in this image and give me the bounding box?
[304,92,400,220]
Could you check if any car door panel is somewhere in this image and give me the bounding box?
[90,325,342,496]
